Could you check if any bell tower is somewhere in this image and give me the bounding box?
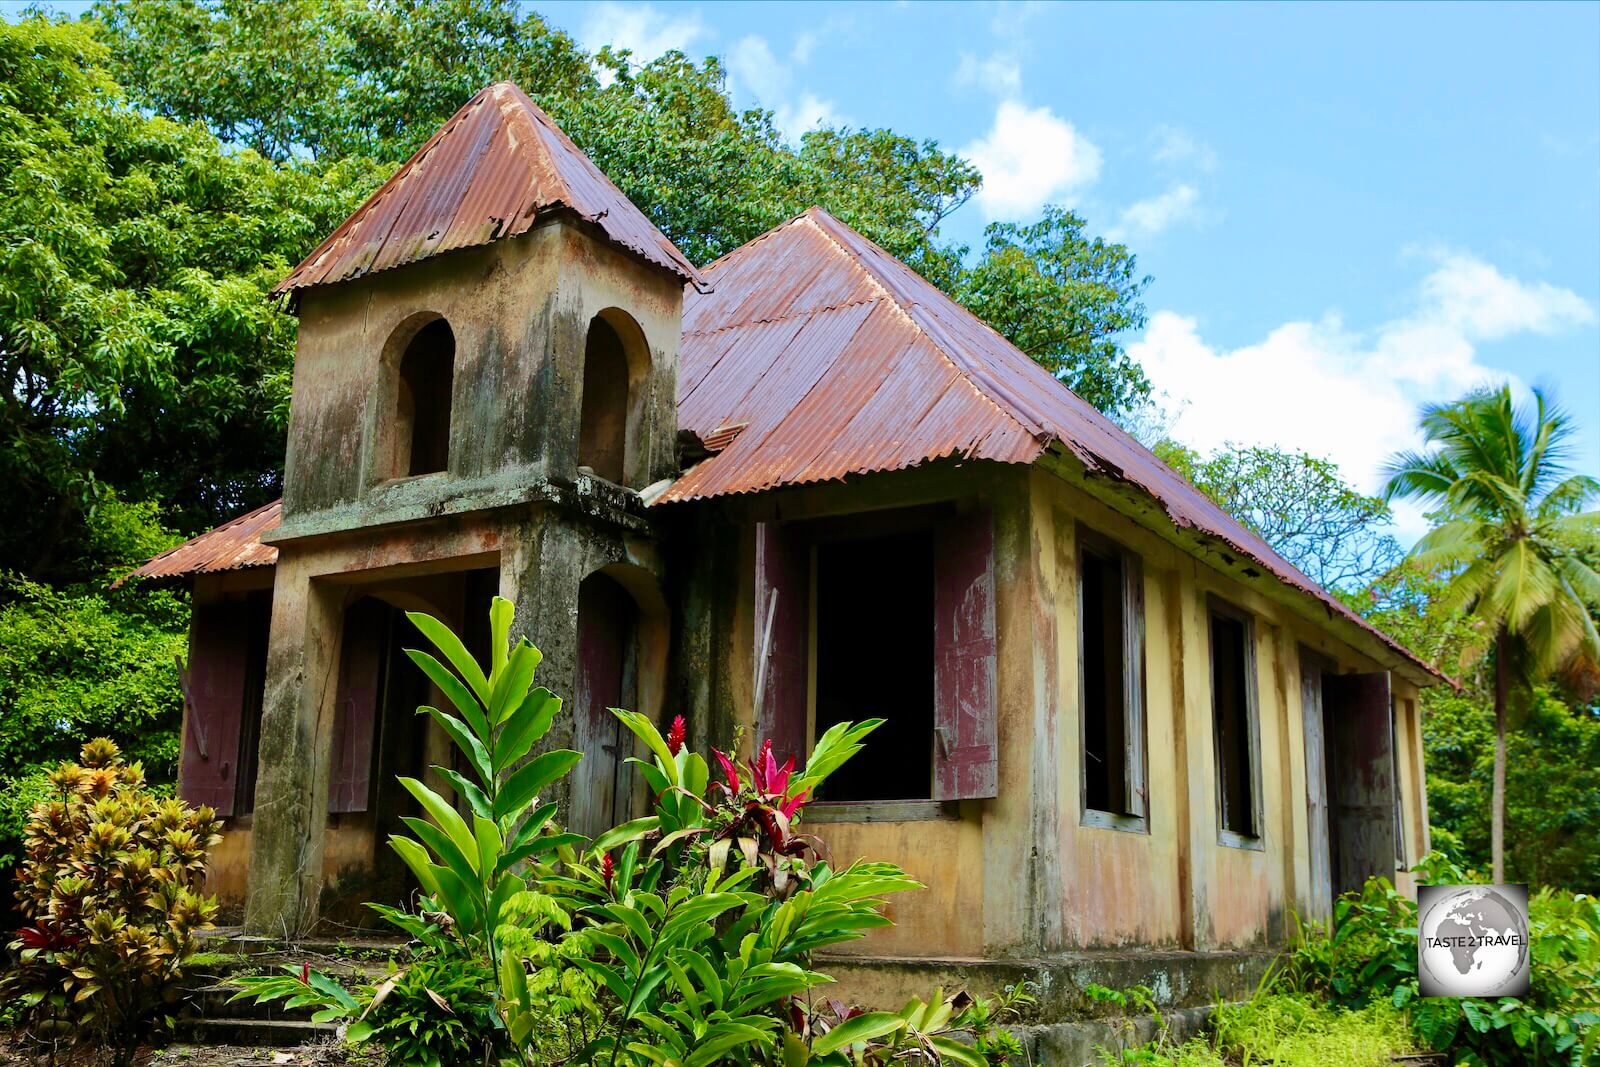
[245,84,701,935]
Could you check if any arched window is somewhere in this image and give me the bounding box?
[395,318,455,476]
[578,316,630,484]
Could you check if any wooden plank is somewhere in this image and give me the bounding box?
[1299,648,1333,923]
[329,599,385,814]
[178,604,251,816]
[754,522,809,764]
[932,509,998,800]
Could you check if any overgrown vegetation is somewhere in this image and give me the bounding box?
[0,739,222,1064]
[1280,855,1600,1067]
[232,598,1028,1065]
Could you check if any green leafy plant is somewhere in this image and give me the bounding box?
[789,983,1033,1066]
[1278,853,1600,1066]
[0,738,222,1065]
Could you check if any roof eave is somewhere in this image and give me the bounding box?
[1035,444,1446,687]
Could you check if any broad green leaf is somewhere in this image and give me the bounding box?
[593,816,661,852]
[810,1012,906,1055]
[497,750,583,820]
[405,610,490,708]
[418,705,492,785]
[398,776,477,862]
[497,687,561,767]
[405,648,490,742]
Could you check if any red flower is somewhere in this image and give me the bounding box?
[712,748,742,793]
[300,962,310,985]
[749,739,794,797]
[600,851,615,890]
[666,715,687,755]
[779,790,810,819]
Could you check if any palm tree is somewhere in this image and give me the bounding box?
[1382,385,1600,882]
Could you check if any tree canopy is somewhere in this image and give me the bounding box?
[0,2,1152,584]
[1156,440,1403,591]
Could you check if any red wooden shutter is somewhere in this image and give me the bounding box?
[754,522,809,766]
[933,509,999,800]
[179,604,251,816]
[329,599,385,814]
[1323,671,1396,893]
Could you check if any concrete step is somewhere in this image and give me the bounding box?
[174,1016,341,1048]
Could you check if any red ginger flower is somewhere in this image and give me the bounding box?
[666,715,686,755]
[749,739,794,797]
[300,962,310,984]
[713,748,742,793]
[600,851,615,890]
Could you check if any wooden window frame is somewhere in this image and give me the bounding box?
[1207,597,1264,851]
[1076,526,1148,834]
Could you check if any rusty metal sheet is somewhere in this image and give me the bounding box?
[275,83,704,294]
[661,207,1434,677]
[119,500,281,585]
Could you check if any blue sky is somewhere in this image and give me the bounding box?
[540,0,1600,539]
[12,0,1599,540]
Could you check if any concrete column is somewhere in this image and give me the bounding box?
[243,554,343,937]
[500,513,587,815]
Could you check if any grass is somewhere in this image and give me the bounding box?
[1098,992,1419,1066]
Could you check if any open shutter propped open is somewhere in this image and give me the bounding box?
[179,604,251,816]
[328,599,384,814]
[754,522,809,765]
[933,509,999,800]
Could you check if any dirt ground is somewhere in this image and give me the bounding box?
[0,1038,378,1067]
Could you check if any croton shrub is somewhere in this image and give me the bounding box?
[1,737,222,1062]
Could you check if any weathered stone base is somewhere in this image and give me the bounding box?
[818,948,1275,1062]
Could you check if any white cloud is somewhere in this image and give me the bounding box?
[1110,183,1200,240]
[775,93,841,139]
[578,2,704,62]
[1128,252,1595,541]
[962,101,1102,218]
[725,32,841,143]
[1417,251,1596,340]
[954,50,1022,96]
[1151,125,1218,172]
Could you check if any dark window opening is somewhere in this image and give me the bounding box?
[397,319,454,476]
[232,592,273,815]
[1210,608,1257,838]
[814,531,935,802]
[579,317,630,484]
[1081,539,1143,818]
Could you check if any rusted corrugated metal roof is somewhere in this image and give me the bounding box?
[661,208,1436,677]
[119,500,281,585]
[144,201,1431,676]
[274,82,704,294]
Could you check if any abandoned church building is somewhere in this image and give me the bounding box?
[131,82,1438,1008]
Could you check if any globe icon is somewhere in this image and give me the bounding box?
[1418,885,1530,997]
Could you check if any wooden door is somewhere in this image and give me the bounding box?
[571,573,636,840]
[1299,650,1333,923]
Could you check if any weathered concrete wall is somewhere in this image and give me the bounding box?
[280,222,683,539]
[667,459,1432,964]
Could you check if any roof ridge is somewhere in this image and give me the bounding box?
[276,81,704,294]
[796,209,1039,447]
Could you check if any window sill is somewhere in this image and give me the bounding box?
[1082,809,1149,835]
[1217,829,1265,852]
[803,800,958,824]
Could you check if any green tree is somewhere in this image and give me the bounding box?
[92,0,1151,415]
[0,15,385,578]
[1158,441,1402,591]
[1382,386,1600,881]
